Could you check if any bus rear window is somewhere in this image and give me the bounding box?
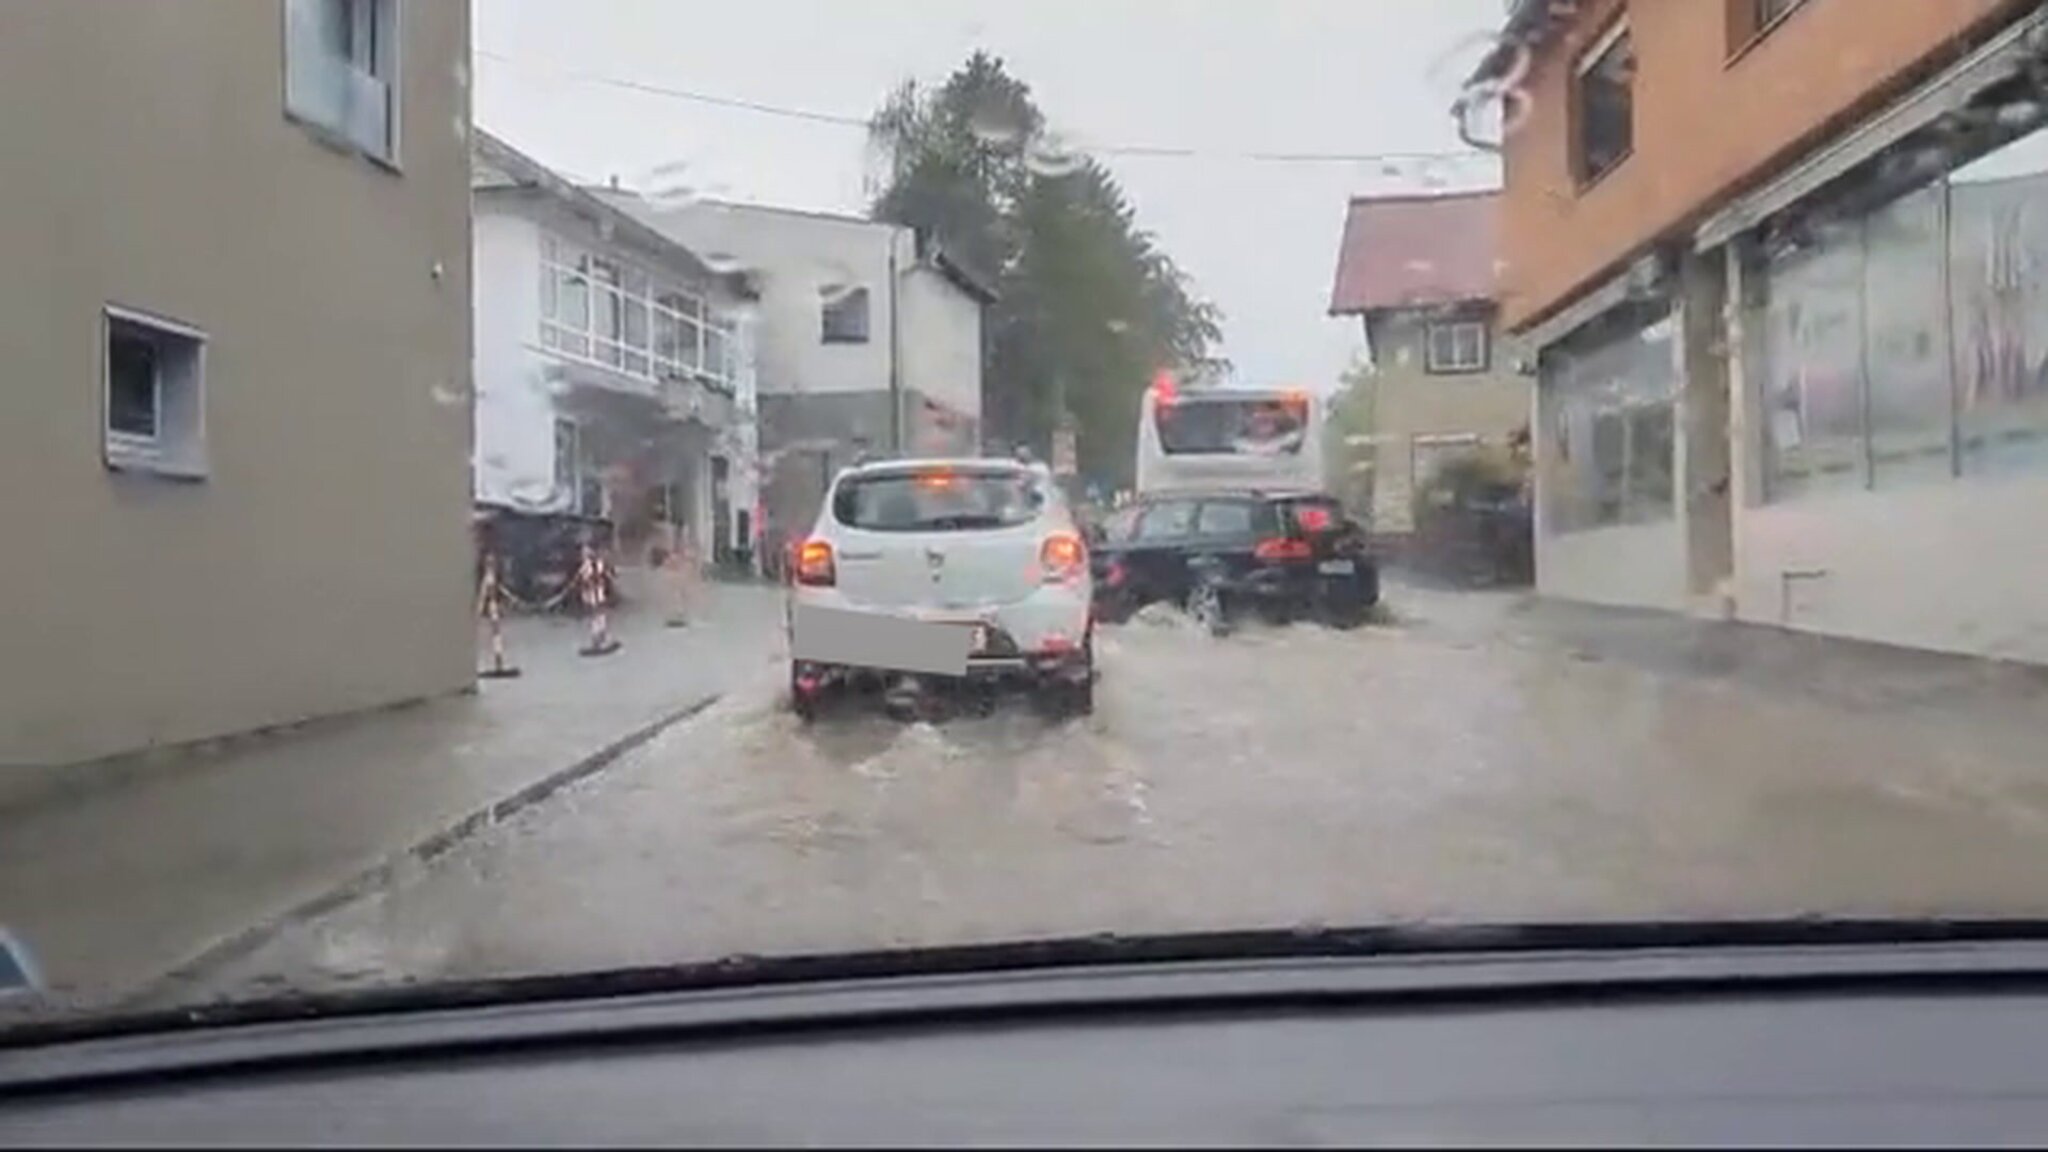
[1155,398,1307,455]
[832,469,1046,532]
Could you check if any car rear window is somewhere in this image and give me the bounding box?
[831,468,1047,532]
[1195,500,1277,536]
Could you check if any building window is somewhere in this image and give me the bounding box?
[1425,321,1490,374]
[821,287,872,344]
[283,0,398,163]
[1753,120,2048,503]
[104,307,207,478]
[1541,306,1676,533]
[540,235,737,393]
[1573,19,1635,187]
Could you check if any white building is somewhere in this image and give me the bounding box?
[599,195,993,552]
[471,132,759,571]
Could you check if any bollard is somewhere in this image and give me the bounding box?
[578,542,622,657]
[477,555,523,679]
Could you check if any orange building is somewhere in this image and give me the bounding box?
[1473,0,2048,664]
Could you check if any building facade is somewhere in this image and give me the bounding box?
[601,196,992,551]
[471,133,757,572]
[1478,0,2048,663]
[0,0,474,767]
[1328,192,1531,535]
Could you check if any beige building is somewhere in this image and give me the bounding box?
[0,1,475,766]
[1327,192,1529,535]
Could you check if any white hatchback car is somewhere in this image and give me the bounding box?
[785,457,1095,719]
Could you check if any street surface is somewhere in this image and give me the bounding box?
[182,582,2048,1003]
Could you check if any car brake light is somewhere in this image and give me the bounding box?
[1254,537,1312,562]
[1295,505,1334,533]
[796,538,836,586]
[1040,532,1086,582]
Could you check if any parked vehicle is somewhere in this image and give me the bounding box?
[1088,489,1377,635]
[784,457,1096,720]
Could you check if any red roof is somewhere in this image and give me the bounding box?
[1327,191,1501,316]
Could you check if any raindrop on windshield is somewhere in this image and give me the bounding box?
[1024,133,1088,179]
[638,160,702,211]
[1105,318,1131,335]
[967,100,1029,148]
[699,251,751,275]
[430,382,469,407]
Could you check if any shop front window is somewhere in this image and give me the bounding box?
[1541,306,1677,534]
[1950,128,2048,479]
[1755,120,2048,501]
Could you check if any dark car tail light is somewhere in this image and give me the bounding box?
[795,538,837,586]
[1254,537,1312,562]
[1041,531,1087,583]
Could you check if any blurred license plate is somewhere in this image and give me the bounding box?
[1318,559,1355,575]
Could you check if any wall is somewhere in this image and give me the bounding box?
[1535,520,1691,611]
[1499,0,2025,330]
[0,1,474,765]
[1732,473,2048,663]
[1363,310,1531,533]
[471,208,551,510]
[608,198,904,399]
[899,263,985,431]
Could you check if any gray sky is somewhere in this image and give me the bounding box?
[474,0,1504,393]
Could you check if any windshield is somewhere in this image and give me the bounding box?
[14,0,2048,1039]
[1155,397,1309,455]
[832,469,1045,531]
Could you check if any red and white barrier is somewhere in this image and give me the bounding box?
[577,543,621,657]
[477,556,522,679]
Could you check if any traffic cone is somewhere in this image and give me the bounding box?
[478,557,522,679]
[578,544,621,657]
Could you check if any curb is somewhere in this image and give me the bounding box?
[120,691,726,1011]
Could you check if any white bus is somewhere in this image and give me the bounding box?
[1134,377,1324,496]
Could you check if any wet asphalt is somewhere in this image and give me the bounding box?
[180,582,2048,1003]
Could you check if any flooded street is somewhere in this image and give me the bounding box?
[183,584,2048,1003]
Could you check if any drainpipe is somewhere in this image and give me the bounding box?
[888,230,905,454]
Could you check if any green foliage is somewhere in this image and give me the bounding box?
[867,52,1226,488]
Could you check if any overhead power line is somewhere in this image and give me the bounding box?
[473,48,1492,171]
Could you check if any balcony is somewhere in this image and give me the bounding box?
[661,369,736,430]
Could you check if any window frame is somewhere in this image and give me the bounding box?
[102,305,209,480]
[1571,16,1636,190]
[1424,320,1492,374]
[1728,0,1811,60]
[539,233,738,395]
[821,286,873,345]
[282,0,402,167]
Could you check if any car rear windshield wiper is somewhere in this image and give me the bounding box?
[919,515,1011,530]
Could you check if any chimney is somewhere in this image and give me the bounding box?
[607,174,621,191]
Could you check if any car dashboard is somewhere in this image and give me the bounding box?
[8,928,2048,1144]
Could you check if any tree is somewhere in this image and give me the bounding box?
[867,53,1225,488]
[1323,358,1378,516]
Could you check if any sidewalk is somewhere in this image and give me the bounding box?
[0,583,785,1011]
